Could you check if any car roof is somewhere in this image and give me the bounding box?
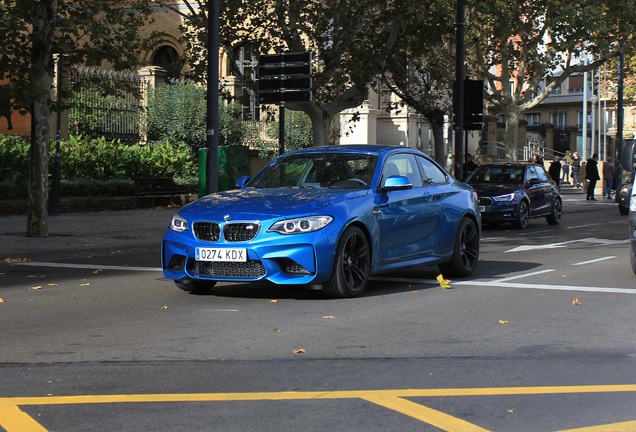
[282,145,425,157]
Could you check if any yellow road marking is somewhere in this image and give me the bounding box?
[555,421,636,432]
[361,395,491,432]
[0,400,48,432]
[2,385,635,432]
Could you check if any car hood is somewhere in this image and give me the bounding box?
[468,183,519,196]
[178,188,369,220]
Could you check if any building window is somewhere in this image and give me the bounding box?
[152,46,180,80]
[525,113,541,126]
[551,112,567,129]
[568,75,583,94]
[546,77,562,95]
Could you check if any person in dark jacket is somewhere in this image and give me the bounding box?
[548,157,562,190]
[585,153,600,201]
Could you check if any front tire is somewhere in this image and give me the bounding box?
[323,226,370,298]
[513,200,529,229]
[175,278,217,292]
[438,217,479,277]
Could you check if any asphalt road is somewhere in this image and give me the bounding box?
[1,196,635,432]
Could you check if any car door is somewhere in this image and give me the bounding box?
[375,153,439,265]
[525,165,548,215]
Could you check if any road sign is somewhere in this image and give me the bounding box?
[258,90,312,104]
[258,51,312,105]
[257,77,311,92]
[258,52,311,65]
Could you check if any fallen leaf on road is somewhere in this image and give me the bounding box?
[80,283,90,286]
[48,283,57,286]
[294,349,306,354]
[409,291,418,294]
[0,298,5,303]
[437,274,451,289]
[93,269,103,275]
[272,328,280,332]
[322,316,335,319]
[572,298,581,306]
[270,300,279,303]
[499,320,509,324]
[161,305,169,310]
[29,286,42,290]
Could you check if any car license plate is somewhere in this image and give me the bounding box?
[195,247,247,262]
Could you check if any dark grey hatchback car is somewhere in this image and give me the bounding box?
[466,162,562,229]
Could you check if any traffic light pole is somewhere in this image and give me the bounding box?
[206,0,220,195]
[454,0,465,180]
[279,103,285,155]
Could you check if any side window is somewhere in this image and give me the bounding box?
[535,165,549,181]
[526,166,539,182]
[416,156,447,185]
[382,154,423,187]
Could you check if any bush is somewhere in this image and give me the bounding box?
[0,134,197,199]
[144,81,254,159]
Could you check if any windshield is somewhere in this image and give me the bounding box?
[467,166,525,185]
[247,153,379,189]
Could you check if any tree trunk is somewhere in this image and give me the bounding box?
[505,111,520,162]
[26,0,57,238]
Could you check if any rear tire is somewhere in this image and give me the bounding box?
[438,217,479,277]
[175,278,217,292]
[323,226,370,298]
[546,197,562,225]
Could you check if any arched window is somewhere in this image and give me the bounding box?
[152,46,180,80]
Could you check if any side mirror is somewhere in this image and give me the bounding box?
[235,176,250,188]
[382,175,413,192]
[527,178,541,185]
[621,140,636,173]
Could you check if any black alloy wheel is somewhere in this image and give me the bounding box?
[439,217,480,277]
[513,200,529,229]
[323,226,370,298]
[546,197,562,225]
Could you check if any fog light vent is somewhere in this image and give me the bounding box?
[279,258,312,275]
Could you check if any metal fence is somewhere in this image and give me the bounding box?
[68,67,146,143]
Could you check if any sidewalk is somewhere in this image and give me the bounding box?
[0,207,177,262]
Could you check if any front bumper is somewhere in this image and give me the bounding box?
[162,227,338,286]
[479,202,519,223]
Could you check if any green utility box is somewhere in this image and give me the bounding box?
[198,146,250,197]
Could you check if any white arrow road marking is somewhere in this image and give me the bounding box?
[505,238,629,253]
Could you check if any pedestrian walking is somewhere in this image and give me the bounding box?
[548,157,562,190]
[603,157,615,199]
[572,152,581,188]
[585,153,600,201]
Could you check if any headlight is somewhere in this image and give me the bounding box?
[269,216,333,234]
[492,193,515,202]
[169,215,189,232]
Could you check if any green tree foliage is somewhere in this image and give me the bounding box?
[381,0,456,163]
[466,0,636,160]
[159,0,430,147]
[0,0,153,236]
